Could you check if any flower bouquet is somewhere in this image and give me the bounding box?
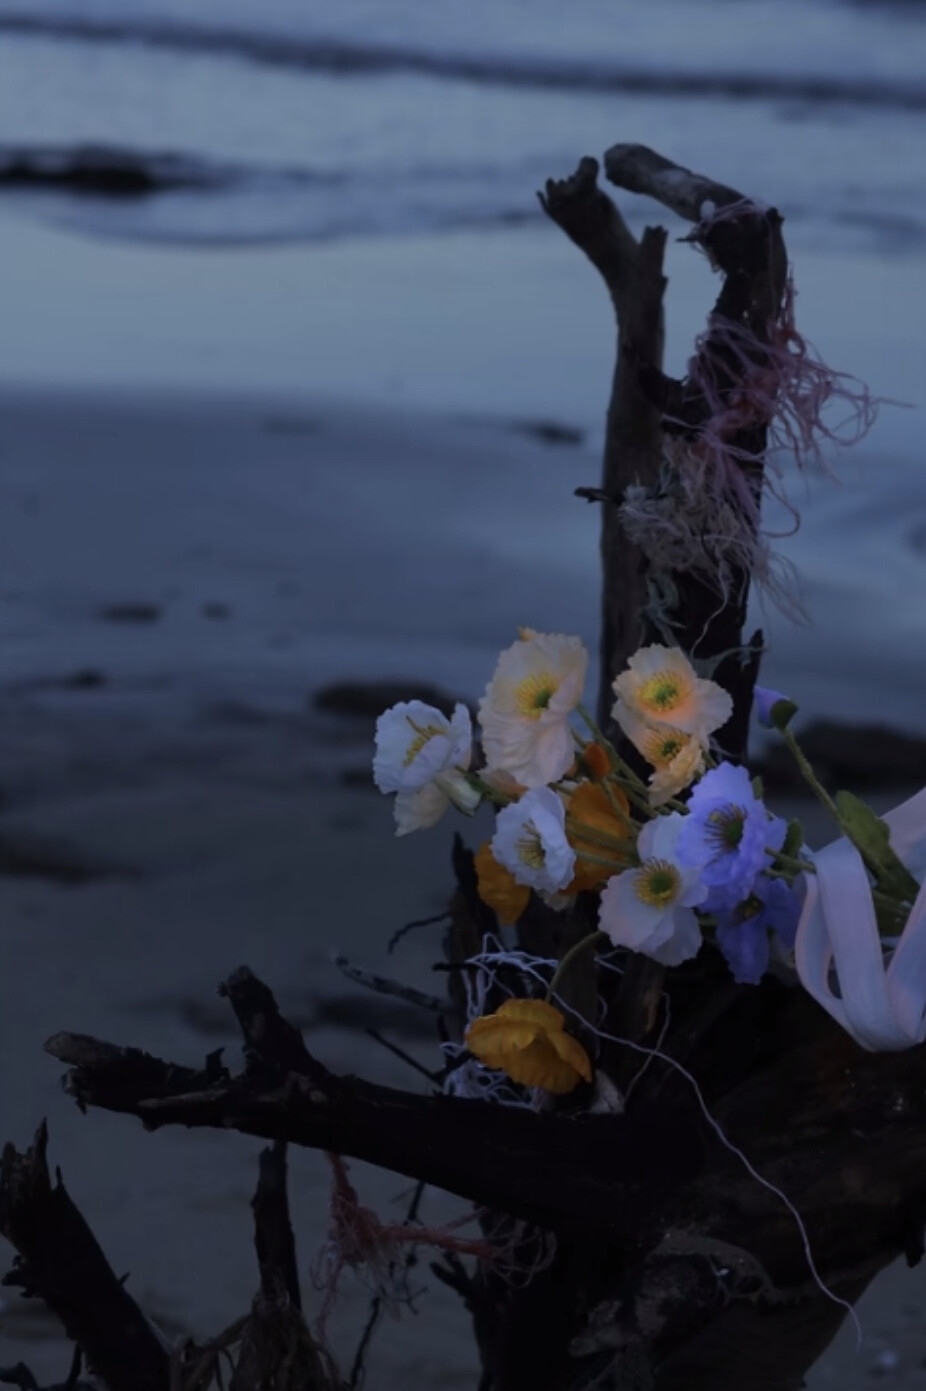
[375,631,926,1093]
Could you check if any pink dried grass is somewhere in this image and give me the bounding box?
[620,199,880,613]
[312,1153,549,1336]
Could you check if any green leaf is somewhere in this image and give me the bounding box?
[781,818,804,861]
[834,790,919,903]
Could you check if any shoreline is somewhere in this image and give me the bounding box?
[0,384,924,736]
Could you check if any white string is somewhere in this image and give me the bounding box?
[546,984,863,1348]
[450,938,863,1346]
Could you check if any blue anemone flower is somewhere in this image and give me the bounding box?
[677,762,786,907]
[715,875,801,984]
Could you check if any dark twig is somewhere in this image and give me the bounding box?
[347,1292,382,1389]
[387,910,451,956]
[0,1367,39,1391]
[219,965,329,1083]
[332,955,446,1015]
[365,1028,444,1083]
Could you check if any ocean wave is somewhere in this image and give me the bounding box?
[2,11,925,113]
[3,140,924,257]
[0,143,539,244]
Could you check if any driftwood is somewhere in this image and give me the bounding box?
[3,145,922,1389]
[36,963,926,1390]
[0,1123,171,1391]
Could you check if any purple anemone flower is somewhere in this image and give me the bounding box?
[677,762,787,907]
[715,875,802,984]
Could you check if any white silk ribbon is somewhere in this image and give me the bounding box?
[794,787,926,1051]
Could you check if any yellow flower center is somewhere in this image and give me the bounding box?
[516,827,546,870]
[634,859,680,908]
[403,717,445,766]
[642,728,686,768]
[513,671,558,719]
[638,670,687,715]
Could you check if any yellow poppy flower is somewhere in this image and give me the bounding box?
[464,998,592,1094]
[566,781,634,893]
[474,842,531,925]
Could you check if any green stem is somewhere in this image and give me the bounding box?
[576,704,649,795]
[464,772,510,806]
[567,846,631,874]
[770,850,817,875]
[545,931,608,1003]
[779,726,842,828]
[598,780,638,837]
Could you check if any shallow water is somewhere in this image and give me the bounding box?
[0,0,924,249]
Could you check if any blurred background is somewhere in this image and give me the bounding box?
[1,0,925,1385]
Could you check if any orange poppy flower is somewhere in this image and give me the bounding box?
[474,842,530,925]
[566,782,635,893]
[465,998,592,1094]
[579,741,612,780]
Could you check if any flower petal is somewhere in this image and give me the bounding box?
[393,783,448,836]
[474,842,531,925]
[545,1023,594,1084]
[716,917,770,984]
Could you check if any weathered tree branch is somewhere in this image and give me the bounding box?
[42,968,926,1389]
[0,1123,170,1391]
[540,156,667,735]
[46,1012,701,1244]
[226,1136,335,1391]
[251,1140,301,1312]
[542,146,785,762]
[604,143,744,221]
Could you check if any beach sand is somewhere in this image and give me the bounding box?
[2,387,926,1385]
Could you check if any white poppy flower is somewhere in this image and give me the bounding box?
[491,787,576,893]
[611,645,731,747]
[373,701,472,793]
[479,630,587,788]
[598,813,707,966]
[374,700,478,835]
